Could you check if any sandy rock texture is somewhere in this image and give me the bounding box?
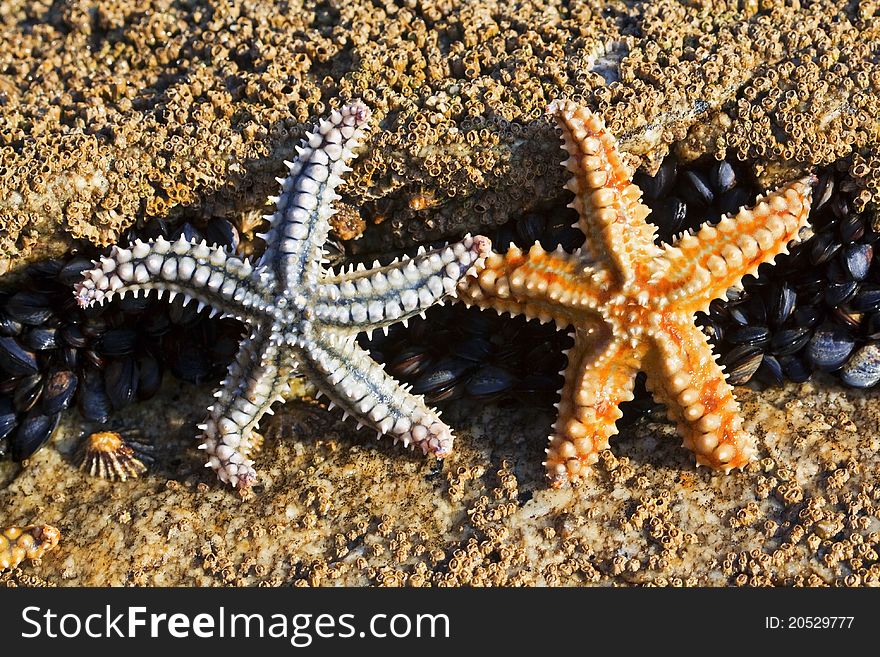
[1,374,879,587]
[1,0,879,272]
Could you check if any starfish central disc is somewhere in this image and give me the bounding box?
[459,99,815,487]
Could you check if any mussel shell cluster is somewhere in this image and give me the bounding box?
[0,219,243,462]
[361,304,573,407]
[690,165,880,388]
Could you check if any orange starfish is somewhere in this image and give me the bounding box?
[458,99,815,487]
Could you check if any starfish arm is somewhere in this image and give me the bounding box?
[259,101,371,293]
[657,177,814,314]
[643,313,756,472]
[299,331,453,457]
[546,329,647,487]
[457,242,607,327]
[548,99,661,283]
[199,330,291,488]
[314,235,491,333]
[74,236,273,320]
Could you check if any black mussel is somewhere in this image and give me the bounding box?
[710,160,737,193]
[727,325,770,347]
[825,281,859,308]
[514,374,563,406]
[792,305,823,329]
[104,357,139,410]
[60,324,88,348]
[79,367,111,423]
[118,293,151,314]
[96,328,138,357]
[451,337,492,363]
[0,397,17,441]
[700,316,724,342]
[465,366,516,400]
[10,409,61,461]
[770,284,796,326]
[0,312,22,337]
[779,355,812,383]
[13,373,44,413]
[651,196,687,240]
[84,348,106,369]
[136,352,163,401]
[540,225,584,252]
[411,357,472,395]
[842,244,872,281]
[524,339,567,373]
[635,158,677,200]
[745,296,767,326]
[723,345,764,385]
[825,259,848,284]
[808,232,841,265]
[171,222,203,244]
[4,291,53,325]
[168,296,200,326]
[794,286,823,309]
[0,376,18,395]
[840,345,880,388]
[60,345,79,370]
[516,213,546,246]
[756,355,784,386]
[202,218,240,251]
[813,171,834,211]
[863,222,880,244]
[851,285,880,312]
[493,222,518,252]
[23,326,58,351]
[424,380,467,404]
[459,309,494,336]
[57,257,94,286]
[210,319,244,365]
[81,315,108,339]
[387,346,432,379]
[0,337,39,375]
[165,335,212,385]
[142,308,172,337]
[838,212,865,244]
[727,303,750,326]
[679,170,714,207]
[807,325,855,370]
[716,186,753,217]
[139,217,170,240]
[865,313,880,340]
[769,327,811,356]
[832,306,862,330]
[25,259,63,281]
[41,370,78,415]
[830,194,850,221]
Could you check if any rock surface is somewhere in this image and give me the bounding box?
[1,0,879,272]
[2,375,879,587]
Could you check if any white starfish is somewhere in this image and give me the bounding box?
[75,101,491,488]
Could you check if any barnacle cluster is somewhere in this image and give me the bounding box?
[1,0,878,273]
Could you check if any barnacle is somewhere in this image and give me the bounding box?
[76,431,153,481]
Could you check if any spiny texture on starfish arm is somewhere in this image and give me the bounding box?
[75,100,492,488]
[458,99,814,488]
